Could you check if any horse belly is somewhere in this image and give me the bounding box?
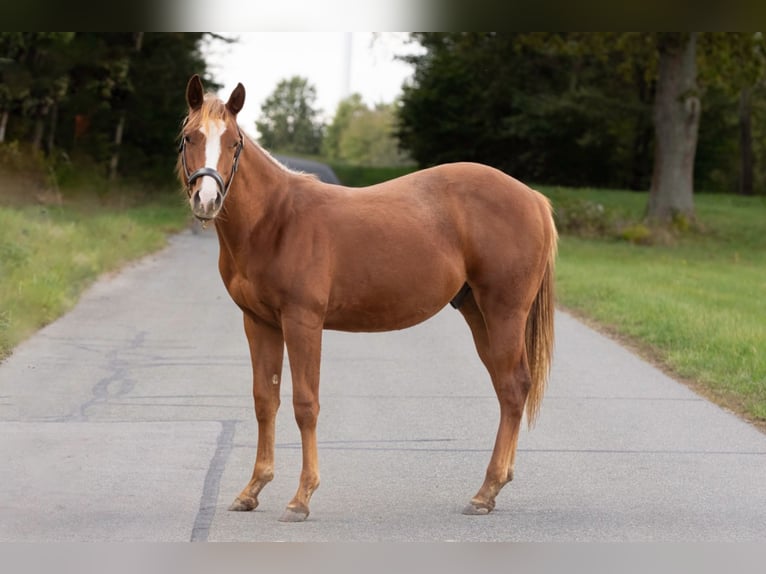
[323,298,444,332]
[323,256,462,332]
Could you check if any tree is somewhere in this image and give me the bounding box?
[256,76,323,155]
[324,94,412,166]
[108,32,144,181]
[63,33,215,180]
[0,33,216,183]
[647,32,766,213]
[699,32,766,196]
[398,33,654,189]
[646,33,701,223]
[322,93,365,160]
[0,33,27,143]
[340,103,411,166]
[121,33,218,180]
[0,33,74,151]
[399,32,766,211]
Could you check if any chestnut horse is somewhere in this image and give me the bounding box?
[178,75,557,522]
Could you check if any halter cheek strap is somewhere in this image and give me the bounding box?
[179,129,244,199]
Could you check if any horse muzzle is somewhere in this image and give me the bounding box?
[188,167,225,220]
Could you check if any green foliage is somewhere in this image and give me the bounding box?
[324,94,412,167]
[699,33,766,92]
[0,32,215,185]
[695,33,766,195]
[552,196,615,238]
[618,223,653,245]
[323,93,366,160]
[0,33,74,108]
[398,33,656,189]
[338,103,412,166]
[399,32,766,195]
[256,76,323,155]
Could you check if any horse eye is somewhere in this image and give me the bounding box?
[184,135,192,143]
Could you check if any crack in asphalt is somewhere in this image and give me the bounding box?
[190,419,237,542]
[61,331,147,422]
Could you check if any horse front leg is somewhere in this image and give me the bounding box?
[279,311,323,522]
[229,313,284,512]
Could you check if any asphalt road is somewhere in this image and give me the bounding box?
[1,229,765,542]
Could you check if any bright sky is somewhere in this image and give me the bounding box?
[202,32,423,136]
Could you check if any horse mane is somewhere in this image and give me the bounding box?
[179,92,318,182]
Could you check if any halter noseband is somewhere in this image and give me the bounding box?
[179,126,244,200]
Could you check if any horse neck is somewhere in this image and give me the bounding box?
[213,135,291,261]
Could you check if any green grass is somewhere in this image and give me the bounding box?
[540,186,766,423]
[0,190,188,361]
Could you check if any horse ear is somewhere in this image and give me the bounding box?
[226,83,246,116]
[186,74,204,110]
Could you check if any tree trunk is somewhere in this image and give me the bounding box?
[109,112,125,181]
[647,33,700,223]
[738,86,754,196]
[32,115,46,151]
[108,32,144,181]
[0,110,8,143]
[629,62,653,191]
[46,101,59,154]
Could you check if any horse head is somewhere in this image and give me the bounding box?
[179,74,245,222]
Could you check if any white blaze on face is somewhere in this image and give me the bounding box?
[198,119,226,206]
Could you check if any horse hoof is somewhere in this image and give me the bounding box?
[279,507,309,522]
[228,496,257,511]
[462,502,492,515]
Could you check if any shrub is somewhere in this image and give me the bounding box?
[619,223,653,245]
[553,196,616,238]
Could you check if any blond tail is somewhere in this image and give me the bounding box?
[524,208,558,428]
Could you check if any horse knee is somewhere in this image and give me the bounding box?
[254,393,280,423]
[292,399,319,428]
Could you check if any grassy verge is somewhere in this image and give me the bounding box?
[540,186,766,425]
[0,184,188,361]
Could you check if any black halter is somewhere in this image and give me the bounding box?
[178,127,244,200]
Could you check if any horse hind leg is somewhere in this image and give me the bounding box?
[459,294,530,515]
[459,293,522,483]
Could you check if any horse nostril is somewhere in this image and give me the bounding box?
[193,193,202,209]
[214,194,222,208]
